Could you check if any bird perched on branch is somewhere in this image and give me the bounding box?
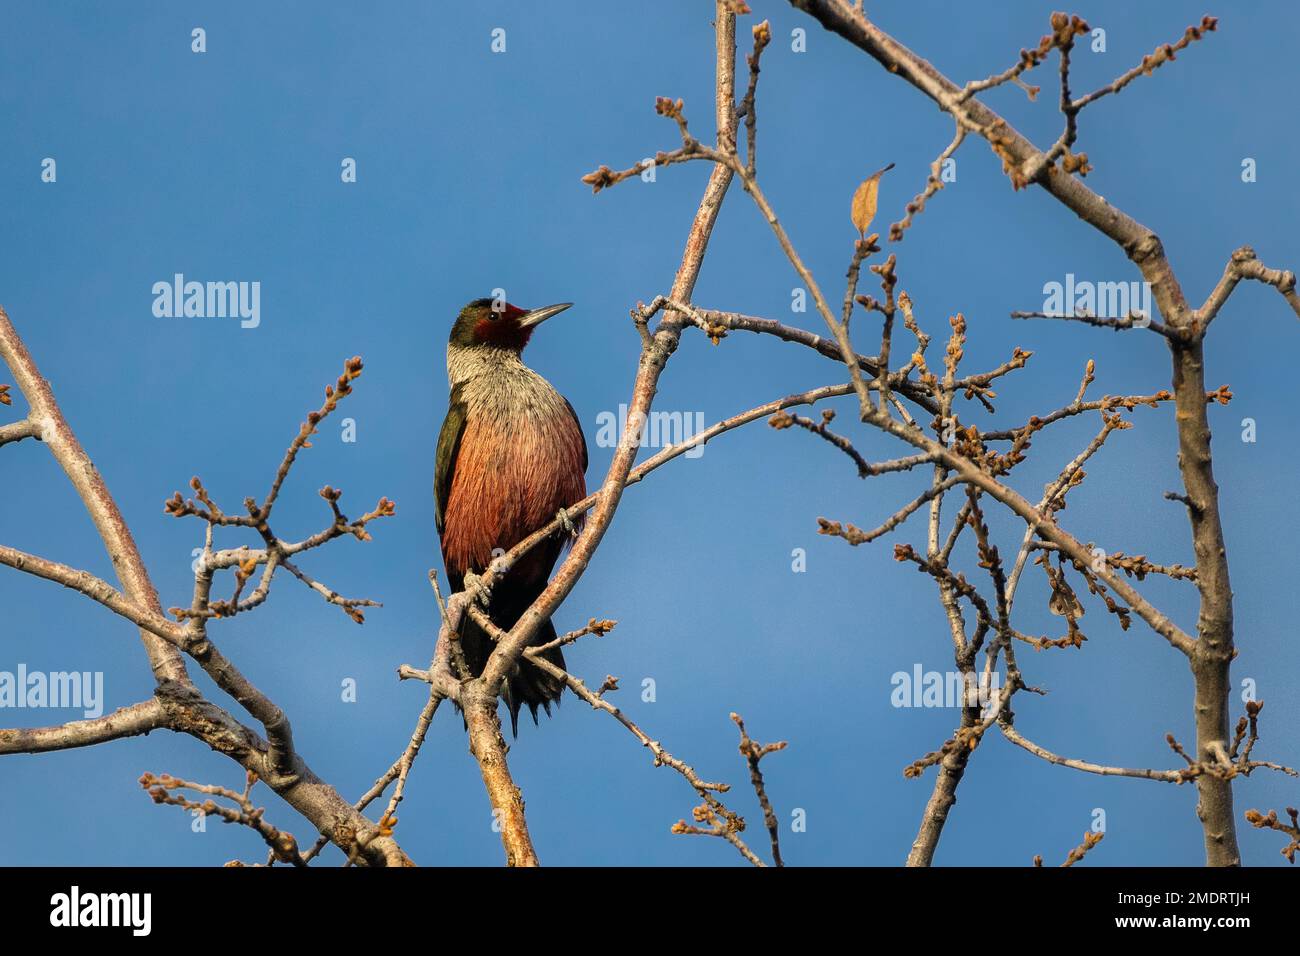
[435,298,588,734]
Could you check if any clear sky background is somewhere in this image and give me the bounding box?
[1,1,1296,867]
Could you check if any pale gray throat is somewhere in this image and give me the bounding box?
[446,343,564,421]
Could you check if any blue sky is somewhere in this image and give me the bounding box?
[0,0,1296,866]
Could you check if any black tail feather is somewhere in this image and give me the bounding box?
[457,611,566,737]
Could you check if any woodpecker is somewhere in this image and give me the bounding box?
[435,298,588,735]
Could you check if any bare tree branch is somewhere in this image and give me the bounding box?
[0,699,167,755]
[0,305,187,683]
[784,0,1292,865]
[1198,245,1300,330]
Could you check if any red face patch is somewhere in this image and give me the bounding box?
[473,302,533,349]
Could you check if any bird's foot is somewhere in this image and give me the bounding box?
[556,507,577,538]
[462,571,492,607]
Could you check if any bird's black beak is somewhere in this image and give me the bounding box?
[518,302,573,329]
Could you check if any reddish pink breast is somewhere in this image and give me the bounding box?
[440,409,586,580]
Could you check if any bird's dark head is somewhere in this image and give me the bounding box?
[449,298,573,354]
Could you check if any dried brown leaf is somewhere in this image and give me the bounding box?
[851,163,895,237]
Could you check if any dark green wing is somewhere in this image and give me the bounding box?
[562,395,588,473]
[434,383,469,536]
